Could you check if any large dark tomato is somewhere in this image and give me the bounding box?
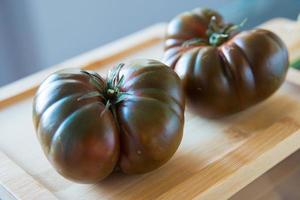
[163,8,289,118]
[32,59,185,183]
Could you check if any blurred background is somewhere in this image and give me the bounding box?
[0,0,299,86]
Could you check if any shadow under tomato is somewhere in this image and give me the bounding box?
[94,152,205,199]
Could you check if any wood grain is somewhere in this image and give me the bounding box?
[231,149,300,200]
[156,118,300,200]
[0,151,57,200]
[1,19,300,200]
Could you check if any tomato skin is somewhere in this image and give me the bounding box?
[33,69,119,183]
[117,60,184,173]
[33,59,184,183]
[164,8,289,118]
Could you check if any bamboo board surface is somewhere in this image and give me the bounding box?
[1,18,300,200]
[231,149,300,199]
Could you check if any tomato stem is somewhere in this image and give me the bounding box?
[103,63,132,111]
[181,17,247,48]
[78,65,130,115]
[207,17,247,46]
[105,63,126,103]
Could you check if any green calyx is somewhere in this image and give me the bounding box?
[207,16,247,46]
[105,63,126,103]
[182,16,247,47]
[78,63,129,116]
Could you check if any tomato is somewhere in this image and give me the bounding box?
[163,8,289,118]
[33,59,185,183]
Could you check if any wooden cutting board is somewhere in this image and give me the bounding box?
[1,18,300,200]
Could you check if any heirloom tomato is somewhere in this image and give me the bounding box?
[164,8,289,117]
[33,59,185,183]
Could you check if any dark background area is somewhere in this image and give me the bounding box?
[0,0,299,86]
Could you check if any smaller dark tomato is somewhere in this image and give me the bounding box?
[164,8,289,118]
